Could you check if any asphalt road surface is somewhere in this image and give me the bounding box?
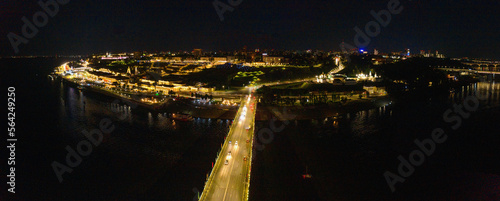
[203,95,256,201]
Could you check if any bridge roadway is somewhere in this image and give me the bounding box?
[198,62,343,201]
[199,93,257,201]
[438,68,500,75]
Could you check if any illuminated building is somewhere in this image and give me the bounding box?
[263,56,284,64]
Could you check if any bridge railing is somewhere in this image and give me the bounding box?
[439,67,500,73]
[243,97,257,201]
[198,98,246,201]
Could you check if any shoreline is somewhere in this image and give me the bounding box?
[61,76,389,120]
[58,74,389,121]
[255,96,391,121]
[59,76,241,119]
[60,77,162,109]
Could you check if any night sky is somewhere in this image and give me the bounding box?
[0,0,498,59]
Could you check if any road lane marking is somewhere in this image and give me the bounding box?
[205,98,254,201]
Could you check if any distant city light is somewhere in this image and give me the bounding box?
[101,56,128,60]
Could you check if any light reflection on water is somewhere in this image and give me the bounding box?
[451,82,500,102]
[56,81,229,143]
[305,81,500,140]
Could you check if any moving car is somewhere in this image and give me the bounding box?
[235,141,238,146]
[225,160,228,165]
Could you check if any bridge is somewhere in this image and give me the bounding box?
[463,60,500,68]
[197,60,346,201]
[436,60,500,75]
[199,93,257,201]
[438,68,500,75]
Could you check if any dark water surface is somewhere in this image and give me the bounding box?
[250,82,500,200]
[2,58,228,201]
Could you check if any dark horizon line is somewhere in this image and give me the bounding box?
[0,49,497,61]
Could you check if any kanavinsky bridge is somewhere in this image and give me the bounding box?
[436,60,500,75]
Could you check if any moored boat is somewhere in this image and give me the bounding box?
[171,113,193,121]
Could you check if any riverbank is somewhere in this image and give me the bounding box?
[58,75,240,119]
[160,100,238,119]
[59,74,389,121]
[60,76,165,108]
[255,96,391,121]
